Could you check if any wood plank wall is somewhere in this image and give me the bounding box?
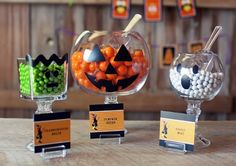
[0,4,29,117]
[0,1,236,119]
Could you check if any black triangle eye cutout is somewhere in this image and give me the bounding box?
[114,45,132,62]
[86,45,105,62]
[105,63,117,74]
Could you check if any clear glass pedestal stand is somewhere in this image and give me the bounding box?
[26,100,53,152]
[186,99,211,150]
[104,95,118,104]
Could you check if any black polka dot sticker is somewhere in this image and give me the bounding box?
[181,75,190,89]
[192,65,199,74]
[176,63,182,73]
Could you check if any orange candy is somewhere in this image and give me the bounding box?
[72,51,83,63]
[100,48,106,55]
[127,66,137,76]
[99,61,108,72]
[124,61,132,66]
[117,65,128,76]
[75,70,85,79]
[80,61,89,72]
[78,78,84,85]
[89,62,97,72]
[96,71,106,81]
[70,54,77,62]
[134,50,143,57]
[106,74,117,80]
[133,56,143,63]
[110,56,121,68]
[133,50,146,63]
[104,46,115,59]
[71,62,79,71]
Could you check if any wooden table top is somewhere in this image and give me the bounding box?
[0,119,236,166]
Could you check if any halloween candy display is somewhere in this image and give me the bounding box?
[169,26,224,148]
[70,14,150,103]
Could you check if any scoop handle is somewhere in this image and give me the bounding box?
[124,14,142,32]
[204,26,222,51]
[75,30,91,45]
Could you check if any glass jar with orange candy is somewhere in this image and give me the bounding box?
[70,17,150,103]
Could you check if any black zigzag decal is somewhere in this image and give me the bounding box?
[26,54,68,67]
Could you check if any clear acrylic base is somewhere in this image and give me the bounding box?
[26,140,34,152]
[160,140,188,153]
[41,145,67,159]
[98,134,122,145]
[124,128,128,135]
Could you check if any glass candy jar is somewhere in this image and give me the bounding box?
[17,54,68,114]
[70,30,150,103]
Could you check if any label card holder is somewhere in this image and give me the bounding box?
[34,112,71,159]
[159,111,196,152]
[89,103,125,144]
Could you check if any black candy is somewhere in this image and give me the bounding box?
[181,75,191,89]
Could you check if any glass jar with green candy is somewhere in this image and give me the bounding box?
[17,53,68,152]
[17,54,68,100]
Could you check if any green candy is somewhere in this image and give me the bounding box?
[18,62,66,96]
[49,77,54,81]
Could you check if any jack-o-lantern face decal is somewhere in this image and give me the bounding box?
[71,44,148,93]
[44,67,60,88]
[84,44,138,92]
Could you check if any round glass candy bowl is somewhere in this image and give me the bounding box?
[169,50,224,148]
[70,30,150,103]
[17,54,68,114]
